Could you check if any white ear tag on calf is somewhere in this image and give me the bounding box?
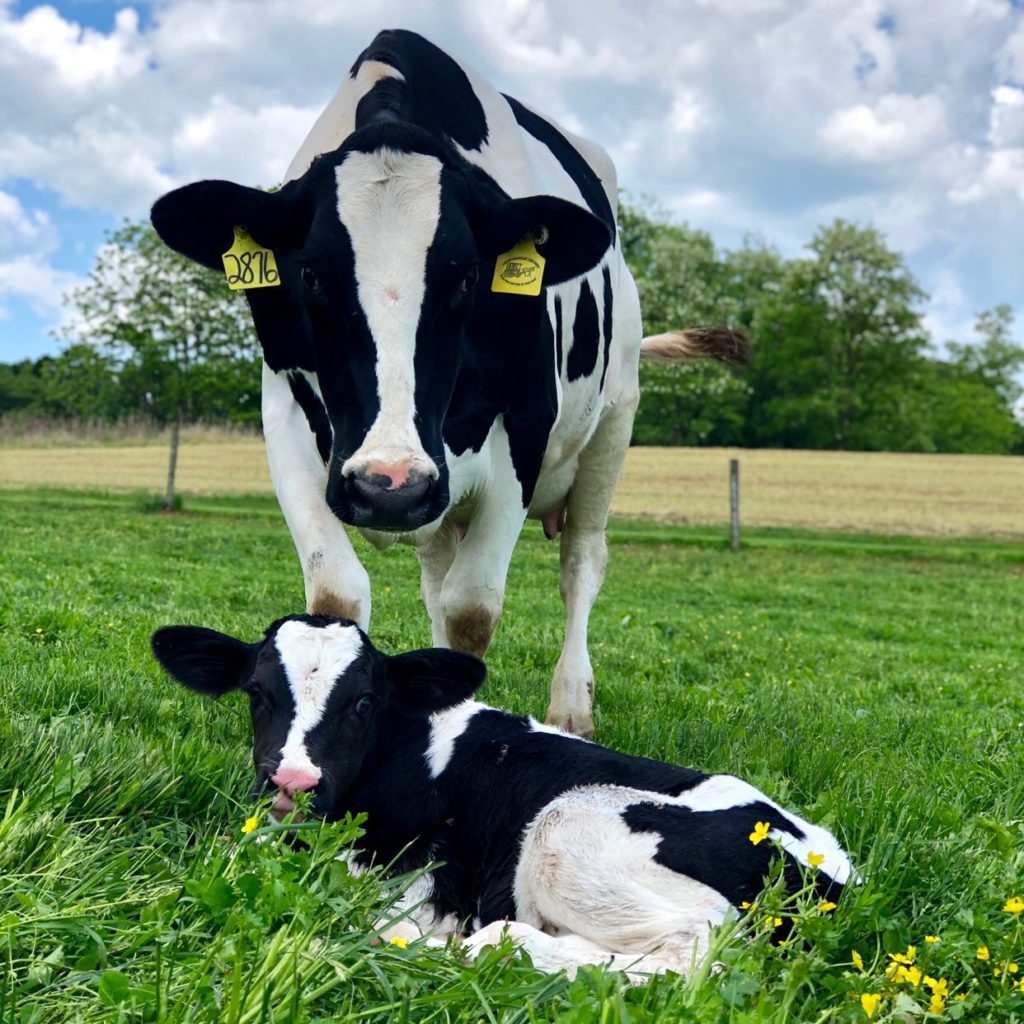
[222,226,281,291]
[491,235,546,296]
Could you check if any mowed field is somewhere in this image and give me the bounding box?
[2,480,1024,1022]
[2,441,1022,537]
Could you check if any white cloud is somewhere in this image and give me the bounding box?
[821,93,948,163]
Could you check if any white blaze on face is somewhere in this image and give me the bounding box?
[273,620,364,779]
[335,148,443,481]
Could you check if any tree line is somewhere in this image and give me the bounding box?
[1,204,1021,454]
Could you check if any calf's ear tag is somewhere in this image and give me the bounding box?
[222,226,280,291]
[491,235,545,296]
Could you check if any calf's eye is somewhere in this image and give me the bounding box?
[354,695,373,716]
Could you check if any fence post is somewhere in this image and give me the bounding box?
[729,458,740,552]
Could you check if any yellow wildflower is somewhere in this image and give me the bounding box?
[852,949,865,972]
[1004,896,1024,915]
[1009,963,1020,974]
[924,935,940,944]
[860,992,881,1018]
[928,993,946,1015]
[818,900,837,913]
[740,900,754,910]
[889,945,917,965]
[954,994,966,1002]
[807,850,825,867]
[887,963,921,986]
[241,815,260,834]
[388,936,409,949]
[977,946,990,961]
[749,821,771,846]
[924,977,948,997]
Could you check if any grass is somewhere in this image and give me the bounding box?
[3,488,1024,1022]
[2,441,1022,538]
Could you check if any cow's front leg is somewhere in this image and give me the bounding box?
[547,397,638,737]
[439,485,526,658]
[416,524,458,647]
[263,366,371,628]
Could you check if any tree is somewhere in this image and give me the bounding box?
[745,220,931,450]
[62,221,260,506]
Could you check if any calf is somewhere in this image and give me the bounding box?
[152,615,851,978]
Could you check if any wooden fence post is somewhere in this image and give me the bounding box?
[729,458,740,552]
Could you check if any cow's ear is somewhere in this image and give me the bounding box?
[151,625,257,698]
[386,649,487,713]
[476,195,612,287]
[151,179,309,270]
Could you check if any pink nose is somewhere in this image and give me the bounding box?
[270,768,319,794]
[363,461,413,490]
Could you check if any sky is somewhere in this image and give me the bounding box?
[1,0,1022,362]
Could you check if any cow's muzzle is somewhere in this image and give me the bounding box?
[328,463,448,532]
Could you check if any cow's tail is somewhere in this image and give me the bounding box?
[640,327,752,366]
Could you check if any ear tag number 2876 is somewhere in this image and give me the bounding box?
[491,236,546,297]
[222,226,280,291]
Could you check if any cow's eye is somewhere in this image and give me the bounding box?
[301,265,321,294]
[459,266,479,294]
[354,694,374,717]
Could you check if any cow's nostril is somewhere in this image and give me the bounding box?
[350,471,431,505]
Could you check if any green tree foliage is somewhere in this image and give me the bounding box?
[621,199,755,446]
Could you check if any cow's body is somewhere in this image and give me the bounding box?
[153,30,746,736]
[152,616,853,980]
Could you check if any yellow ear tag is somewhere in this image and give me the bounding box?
[222,226,280,291]
[491,236,545,296]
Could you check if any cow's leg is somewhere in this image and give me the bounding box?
[439,441,527,658]
[546,396,638,736]
[416,524,458,647]
[262,366,371,627]
[463,921,696,981]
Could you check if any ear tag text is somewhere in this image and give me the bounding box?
[222,226,280,291]
[491,236,545,296]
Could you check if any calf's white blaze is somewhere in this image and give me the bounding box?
[336,149,443,480]
[274,620,363,778]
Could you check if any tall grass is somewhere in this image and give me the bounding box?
[0,416,260,448]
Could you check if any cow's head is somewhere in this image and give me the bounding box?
[151,123,611,532]
[152,615,486,819]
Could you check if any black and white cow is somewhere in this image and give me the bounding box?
[151,30,747,737]
[152,615,851,978]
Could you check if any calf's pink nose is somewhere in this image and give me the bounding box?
[271,768,319,794]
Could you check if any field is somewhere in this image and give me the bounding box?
[3,481,1023,1022]
[2,440,1023,538]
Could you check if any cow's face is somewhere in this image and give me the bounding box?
[151,615,487,819]
[151,125,611,532]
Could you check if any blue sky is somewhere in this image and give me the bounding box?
[1,0,1022,363]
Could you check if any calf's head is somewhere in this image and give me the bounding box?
[151,123,611,532]
[151,614,486,818]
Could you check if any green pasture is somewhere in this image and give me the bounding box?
[2,489,1023,1022]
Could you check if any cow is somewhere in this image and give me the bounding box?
[150,29,749,737]
[151,615,852,979]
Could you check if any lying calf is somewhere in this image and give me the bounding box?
[152,614,852,977]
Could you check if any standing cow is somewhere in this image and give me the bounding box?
[152,30,747,736]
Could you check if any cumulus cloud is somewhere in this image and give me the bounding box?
[821,93,948,163]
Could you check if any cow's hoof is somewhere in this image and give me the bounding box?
[545,710,595,740]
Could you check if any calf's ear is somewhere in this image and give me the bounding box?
[474,194,612,287]
[151,179,309,271]
[151,625,257,697]
[386,649,487,713]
